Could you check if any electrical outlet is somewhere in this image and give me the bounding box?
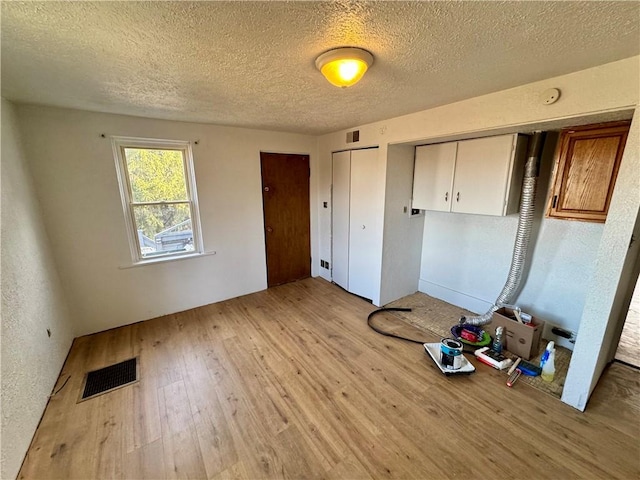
[320,260,330,269]
[323,201,328,208]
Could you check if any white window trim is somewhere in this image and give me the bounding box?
[112,136,204,265]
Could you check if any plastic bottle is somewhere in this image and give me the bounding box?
[541,347,556,382]
[492,326,504,354]
[540,341,555,369]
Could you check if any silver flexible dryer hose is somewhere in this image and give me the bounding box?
[461,131,546,326]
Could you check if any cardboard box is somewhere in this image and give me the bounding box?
[489,308,545,360]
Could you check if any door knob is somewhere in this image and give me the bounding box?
[266,226,273,233]
[264,186,270,192]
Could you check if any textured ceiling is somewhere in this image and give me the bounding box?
[1,1,639,135]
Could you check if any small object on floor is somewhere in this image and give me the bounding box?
[423,343,475,375]
[475,347,513,370]
[492,326,504,354]
[507,357,522,376]
[460,328,480,342]
[518,360,542,376]
[450,324,491,348]
[507,369,522,387]
[540,341,554,368]
[440,338,464,370]
[541,346,556,382]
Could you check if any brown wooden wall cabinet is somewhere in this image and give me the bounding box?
[547,121,630,223]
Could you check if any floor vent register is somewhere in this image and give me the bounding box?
[81,357,138,400]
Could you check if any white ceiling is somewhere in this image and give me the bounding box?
[2,1,638,135]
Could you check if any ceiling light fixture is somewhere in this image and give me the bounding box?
[315,47,374,88]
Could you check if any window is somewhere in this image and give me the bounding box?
[112,137,203,263]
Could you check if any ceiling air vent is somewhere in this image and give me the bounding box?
[346,130,360,143]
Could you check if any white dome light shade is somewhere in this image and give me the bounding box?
[315,47,374,88]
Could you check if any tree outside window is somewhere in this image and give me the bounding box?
[112,137,203,262]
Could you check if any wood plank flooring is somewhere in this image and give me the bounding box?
[616,281,640,367]
[18,278,640,479]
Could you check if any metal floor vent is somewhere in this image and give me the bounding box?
[81,357,138,400]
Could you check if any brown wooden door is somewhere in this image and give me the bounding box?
[261,152,311,287]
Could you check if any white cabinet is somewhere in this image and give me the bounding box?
[332,148,379,301]
[412,142,457,212]
[412,134,527,216]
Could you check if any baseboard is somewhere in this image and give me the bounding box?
[418,279,493,315]
[319,271,332,282]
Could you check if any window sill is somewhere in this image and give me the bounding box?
[118,250,217,269]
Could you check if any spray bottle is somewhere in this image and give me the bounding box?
[541,345,556,382]
[492,326,504,354]
[540,341,554,368]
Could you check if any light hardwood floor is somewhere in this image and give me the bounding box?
[616,281,640,367]
[19,278,640,479]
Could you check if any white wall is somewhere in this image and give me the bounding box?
[1,99,75,480]
[16,106,319,336]
[318,56,639,409]
[380,144,424,305]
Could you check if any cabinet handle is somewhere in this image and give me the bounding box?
[445,192,448,202]
[456,192,460,202]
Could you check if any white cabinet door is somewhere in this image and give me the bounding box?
[348,149,379,300]
[331,151,351,291]
[412,143,457,211]
[452,135,517,215]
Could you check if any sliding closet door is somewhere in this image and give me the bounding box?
[348,148,378,300]
[332,151,351,291]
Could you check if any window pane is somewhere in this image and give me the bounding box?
[124,148,188,202]
[132,203,194,257]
